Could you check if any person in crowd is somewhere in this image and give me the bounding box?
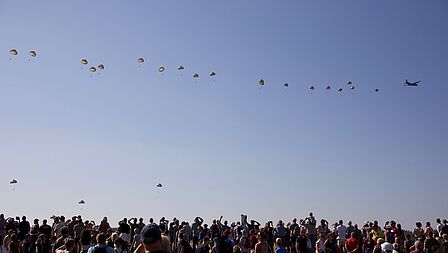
[296,229,310,253]
[192,218,204,252]
[410,241,423,253]
[99,219,110,235]
[316,233,326,253]
[423,232,439,253]
[275,238,287,253]
[35,234,50,253]
[113,238,127,253]
[87,233,114,253]
[9,234,20,253]
[325,234,337,253]
[336,221,347,253]
[413,223,425,240]
[0,214,6,239]
[55,238,75,253]
[18,217,30,241]
[345,233,359,253]
[255,232,269,253]
[197,237,210,253]
[53,227,69,253]
[363,234,376,253]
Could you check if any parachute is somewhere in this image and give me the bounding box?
[137,57,145,63]
[9,49,18,55]
[283,82,289,87]
[347,81,353,85]
[78,199,86,211]
[29,51,37,57]
[209,72,216,77]
[258,79,265,87]
[193,73,199,78]
[309,85,315,91]
[177,66,185,76]
[159,66,165,73]
[156,183,163,193]
[97,64,105,70]
[89,67,96,72]
[81,59,88,65]
[9,179,17,191]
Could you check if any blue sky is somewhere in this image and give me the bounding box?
[1,0,447,230]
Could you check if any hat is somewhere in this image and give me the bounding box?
[141,224,161,244]
[381,243,393,252]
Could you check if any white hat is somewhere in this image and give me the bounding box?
[381,243,393,252]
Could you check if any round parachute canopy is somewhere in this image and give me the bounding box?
[309,85,315,91]
[209,72,216,77]
[78,200,85,204]
[97,64,105,70]
[350,86,355,90]
[10,179,17,184]
[9,49,18,55]
[81,59,88,65]
[325,85,331,90]
[89,67,97,72]
[283,82,289,87]
[159,66,165,73]
[29,50,37,57]
[347,81,353,85]
[178,65,184,70]
[258,79,265,86]
[156,183,163,188]
[137,58,145,63]
[193,73,199,78]
[375,88,379,92]
[338,88,343,92]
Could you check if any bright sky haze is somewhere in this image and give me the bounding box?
[1,0,447,230]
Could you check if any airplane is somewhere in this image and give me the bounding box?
[404,79,420,86]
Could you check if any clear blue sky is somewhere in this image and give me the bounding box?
[1,0,447,230]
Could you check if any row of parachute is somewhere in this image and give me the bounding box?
[8,49,217,78]
[81,56,217,77]
[9,48,382,91]
[8,179,164,202]
[258,79,380,92]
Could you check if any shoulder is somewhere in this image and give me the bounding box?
[87,246,96,253]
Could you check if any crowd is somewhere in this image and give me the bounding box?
[1,213,447,253]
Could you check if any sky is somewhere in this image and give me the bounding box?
[1,0,447,230]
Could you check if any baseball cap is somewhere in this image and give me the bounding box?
[141,224,161,244]
[381,243,393,252]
